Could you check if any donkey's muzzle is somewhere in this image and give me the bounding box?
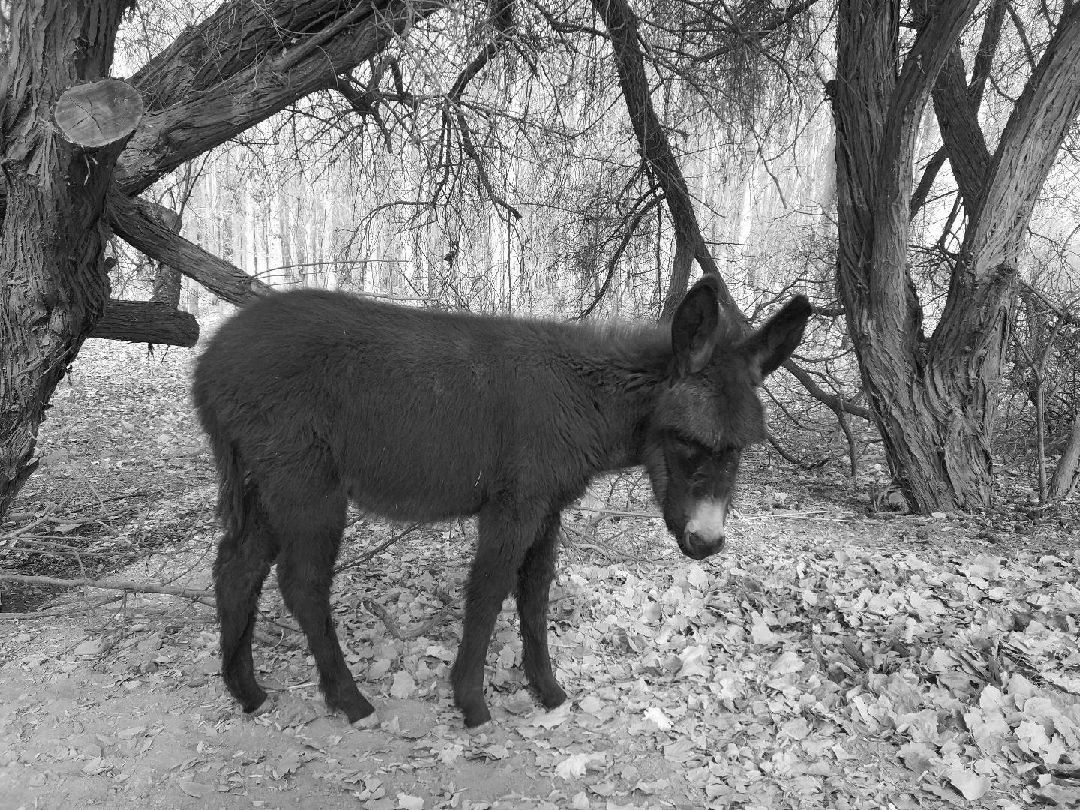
[680,531,725,560]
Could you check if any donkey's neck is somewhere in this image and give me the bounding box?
[571,324,672,472]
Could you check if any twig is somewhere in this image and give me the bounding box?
[362,597,448,640]
[0,573,213,603]
[571,507,660,519]
[335,523,421,573]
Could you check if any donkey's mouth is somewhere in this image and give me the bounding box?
[679,532,725,560]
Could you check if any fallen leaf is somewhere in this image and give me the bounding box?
[750,612,779,645]
[946,765,990,800]
[643,706,672,730]
[556,752,603,779]
[178,781,215,798]
[529,701,571,728]
[770,651,804,675]
[390,671,415,699]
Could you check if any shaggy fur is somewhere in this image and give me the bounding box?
[192,276,810,727]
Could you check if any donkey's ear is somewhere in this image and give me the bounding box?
[671,276,721,377]
[739,295,812,382]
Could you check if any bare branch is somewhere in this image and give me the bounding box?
[108,193,271,304]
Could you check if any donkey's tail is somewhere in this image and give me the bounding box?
[208,431,256,541]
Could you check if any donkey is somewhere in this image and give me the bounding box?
[192,276,811,727]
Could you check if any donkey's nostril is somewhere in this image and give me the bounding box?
[683,530,725,560]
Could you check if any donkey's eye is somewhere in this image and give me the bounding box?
[670,433,707,456]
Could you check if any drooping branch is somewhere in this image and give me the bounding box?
[591,0,865,421]
[107,193,270,305]
[445,39,522,221]
[590,0,729,320]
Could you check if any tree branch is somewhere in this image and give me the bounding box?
[590,0,732,320]
[871,0,979,311]
[783,360,872,421]
[0,573,213,603]
[88,300,199,347]
[107,193,271,305]
[969,5,1080,271]
[930,47,991,216]
[115,0,451,196]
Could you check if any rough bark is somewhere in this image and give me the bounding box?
[0,0,135,516]
[89,300,199,347]
[834,0,979,512]
[834,0,1080,512]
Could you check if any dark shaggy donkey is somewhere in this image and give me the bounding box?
[192,276,811,727]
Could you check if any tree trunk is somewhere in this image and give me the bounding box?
[1048,410,1080,502]
[1,0,460,520]
[0,1,136,516]
[149,206,183,307]
[833,1,1080,512]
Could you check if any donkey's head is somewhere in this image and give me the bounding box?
[644,277,811,560]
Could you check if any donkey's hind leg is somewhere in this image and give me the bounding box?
[516,511,566,709]
[271,490,375,724]
[451,502,539,727]
[214,503,278,714]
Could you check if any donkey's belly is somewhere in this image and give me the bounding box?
[345,470,487,522]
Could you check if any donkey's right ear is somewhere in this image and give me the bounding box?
[739,294,812,382]
[671,276,721,378]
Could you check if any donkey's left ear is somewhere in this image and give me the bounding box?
[739,295,812,382]
[671,276,721,377]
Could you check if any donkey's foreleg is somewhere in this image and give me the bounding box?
[451,503,535,727]
[516,511,566,709]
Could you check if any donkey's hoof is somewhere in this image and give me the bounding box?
[462,704,492,729]
[240,695,273,718]
[538,684,567,709]
[335,698,376,725]
[238,688,269,715]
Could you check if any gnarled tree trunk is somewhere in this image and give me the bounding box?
[0,1,137,515]
[833,0,1080,512]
